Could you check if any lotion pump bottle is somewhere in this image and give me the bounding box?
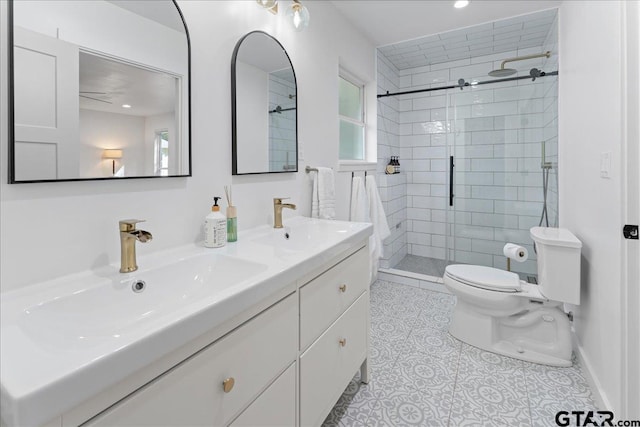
[204,197,227,248]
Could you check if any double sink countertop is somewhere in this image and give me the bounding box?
[0,217,373,427]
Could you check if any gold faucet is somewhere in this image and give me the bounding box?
[273,198,296,228]
[119,219,153,273]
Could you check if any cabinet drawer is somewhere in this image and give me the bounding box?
[84,293,297,427]
[300,247,368,350]
[299,293,368,427]
[230,362,296,427]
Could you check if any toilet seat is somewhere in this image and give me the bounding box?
[445,265,522,293]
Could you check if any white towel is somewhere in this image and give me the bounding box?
[311,172,319,218]
[349,176,369,223]
[311,167,336,219]
[366,175,391,282]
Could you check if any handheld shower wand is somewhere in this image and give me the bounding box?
[539,141,553,227]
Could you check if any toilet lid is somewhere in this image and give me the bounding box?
[445,265,522,292]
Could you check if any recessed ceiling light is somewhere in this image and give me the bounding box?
[122,104,132,109]
[454,0,470,8]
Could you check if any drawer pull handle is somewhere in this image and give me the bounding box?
[339,284,347,293]
[223,377,235,393]
[339,338,347,347]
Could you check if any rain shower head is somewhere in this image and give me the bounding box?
[489,51,551,78]
[488,68,517,77]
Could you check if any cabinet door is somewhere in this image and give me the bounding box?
[84,294,297,427]
[299,294,368,427]
[230,363,296,427]
[300,247,368,350]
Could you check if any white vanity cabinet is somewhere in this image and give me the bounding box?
[299,247,369,350]
[230,362,297,427]
[299,247,370,426]
[300,294,368,426]
[83,293,297,427]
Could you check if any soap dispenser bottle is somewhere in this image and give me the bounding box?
[204,197,227,248]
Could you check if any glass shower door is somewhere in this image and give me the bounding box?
[446,76,557,279]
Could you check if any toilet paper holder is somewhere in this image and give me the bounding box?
[503,243,528,272]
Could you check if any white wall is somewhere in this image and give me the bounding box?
[558,0,625,414]
[0,0,376,291]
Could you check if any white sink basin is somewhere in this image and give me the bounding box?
[19,254,268,349]
[252,217,365,255]
[1,251,272,426]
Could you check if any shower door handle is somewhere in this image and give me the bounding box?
[449,156,454,206]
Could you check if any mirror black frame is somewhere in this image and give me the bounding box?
[7,0,192,183]
[231,31,298,175]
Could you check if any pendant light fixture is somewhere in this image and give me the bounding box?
[256,0,278,14]
[286,0,310,32]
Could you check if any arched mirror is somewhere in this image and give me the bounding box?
[232,31,297,175]
[8,0,191,183]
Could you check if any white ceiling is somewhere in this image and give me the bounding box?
[379,8,557,70]
[329,0,561,48]
[79,52,177,117]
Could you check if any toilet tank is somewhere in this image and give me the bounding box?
[530,227,582,305]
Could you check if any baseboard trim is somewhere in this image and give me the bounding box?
[571,332,612,411]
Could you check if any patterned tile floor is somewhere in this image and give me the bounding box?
[323,280,598,427]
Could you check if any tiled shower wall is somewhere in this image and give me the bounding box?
[378,45,559,276]
[269,74,296,172]
[376,53,406,269]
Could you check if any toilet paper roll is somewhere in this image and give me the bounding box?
[503,243,528,262]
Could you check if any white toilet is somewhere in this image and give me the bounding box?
[443,227,582,367]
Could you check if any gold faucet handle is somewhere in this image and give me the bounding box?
[274,197,290,204]
[119,219,146,232]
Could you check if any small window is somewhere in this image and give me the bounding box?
[339,74,365,161]
[154,130,169,176]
